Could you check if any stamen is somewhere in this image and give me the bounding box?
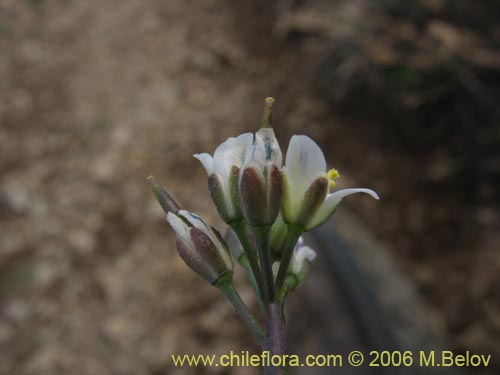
[327,168,340,188]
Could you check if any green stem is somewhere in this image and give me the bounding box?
[217,279,267,347]
[231,221,266,305]
[251,225,275,303]
[237,255,260,299]
[274,225,302,300]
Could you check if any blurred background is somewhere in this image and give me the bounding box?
[1,0,499,374]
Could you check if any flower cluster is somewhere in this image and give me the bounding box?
[148,98,379,354]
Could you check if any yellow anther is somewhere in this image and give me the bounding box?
[327,168,340,188]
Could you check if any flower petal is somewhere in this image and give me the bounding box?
[167,212,189,242]
[226,227,244,261]
[193,153,214,175]
[296,236,304,248]
[208,172,234,221]
[249,128,282,167]
[213,133,253,181]
[285,135,327,190]
[178,209,210,231]
[283,136,327,220]
[291,245,316,274]
[178,210,226,252]
[306,188,379,230]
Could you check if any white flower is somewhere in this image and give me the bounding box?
[289,237,316,278]
[195,127,284,226]
[272,236,316,291]
[239,127,283,226]
[194,133,254,223]
[167,209,233,284]
[282,135,379,230]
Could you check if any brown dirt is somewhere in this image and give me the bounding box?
[1,0,499,374]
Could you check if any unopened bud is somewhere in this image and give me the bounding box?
[208,166,242,223]
[167,210,233,285]
[239,164,266,225]
[148,175,180,214]
[270,215,288,259]
[239,162,283,226]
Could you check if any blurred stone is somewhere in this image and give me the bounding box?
[67,228,96,254]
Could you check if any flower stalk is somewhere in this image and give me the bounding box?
[251,224,275,304]
[274,224,303,300]
[230,220,267,304]
[216,274,267,347]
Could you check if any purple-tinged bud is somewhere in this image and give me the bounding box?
[167,211,233,285]
[240,163,267,226]
[207,165,242,224]
[190,228,231,281]
[194,134,253,224]
[148,175,180,214]
[208,172,234,223]
[267,164,283,223]
[176,239,221,284]
[239,162,283,226]
[238,100,284,226]
[294,176,329,228]
[282,174,329,229]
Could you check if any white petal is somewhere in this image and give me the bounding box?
[178,210,209,231]
[284,136,327,218]
[290,245,316,274]
[167,212,189,242]
[296,245,316,263]
[285,135,326,186]
[213,133,253,181]
[306,188,379,230]
[178,210,222,249]
[249,128,282,167]
[226,227,244,260]
[193,153,214,175]
[296,236,304,248]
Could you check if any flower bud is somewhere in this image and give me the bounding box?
[207,165,242,223]
[239,164,266,225]
[148,175,180,214]
[239,162,282,226]
[270,215,288,259]
[239,102,283,226]
[167,210,233,285]
[194,133,253,223]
